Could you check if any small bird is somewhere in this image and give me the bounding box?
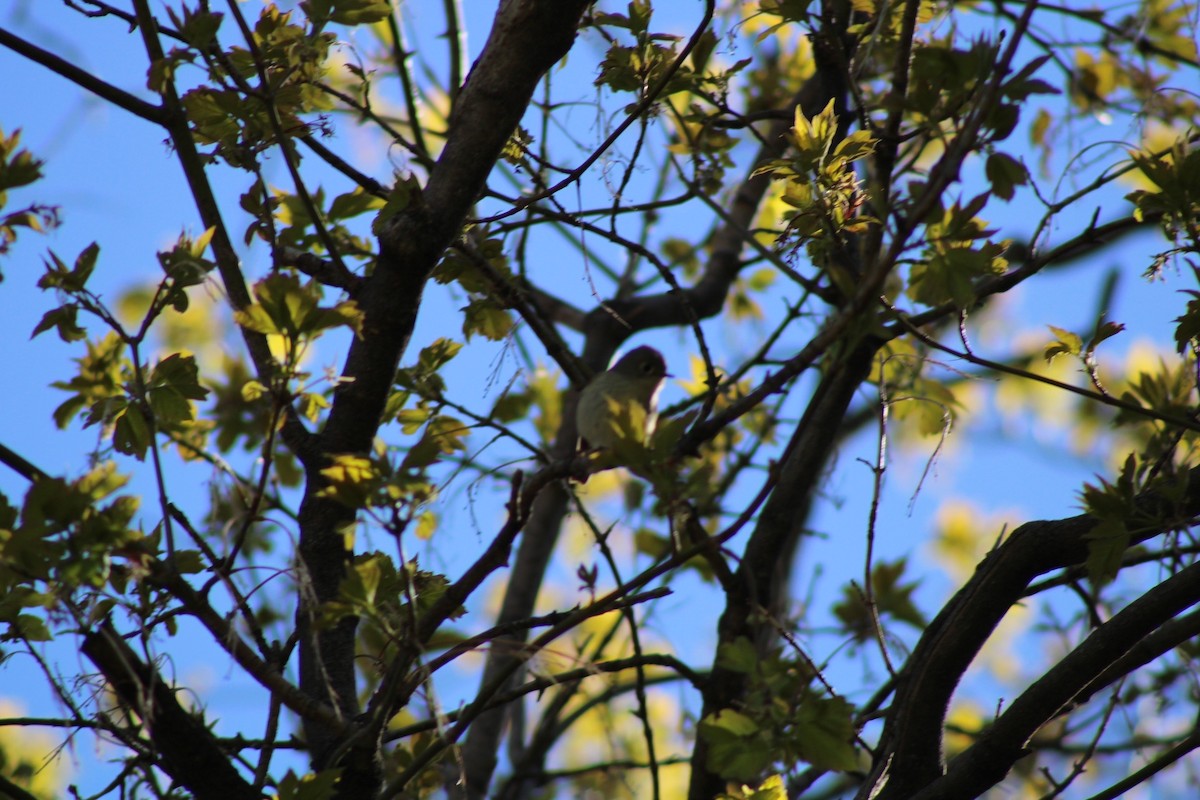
[575,346,669,451]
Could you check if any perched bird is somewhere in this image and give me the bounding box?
[575,346,668,450]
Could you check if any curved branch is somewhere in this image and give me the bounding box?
[864,467,1200,800]
[915,560,1200,799]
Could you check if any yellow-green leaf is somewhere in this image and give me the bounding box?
[318,454,381,508]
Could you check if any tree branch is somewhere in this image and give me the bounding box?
[0,441,48,483]
[688,338,879,799]
[81,622,262,800]
[289,1,593,791]
[914,560,1200,799]
[864,467,1200,799]
[0,25,165,124]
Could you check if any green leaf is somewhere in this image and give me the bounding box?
[1086,321,1125,354]
[1003,55,1059,100]
[234,273,363,341]
[0,493,16,530]
[744,775,788,800]
[794,697,858,772]
[716,637,760,674]
[0,127,45,198]
[342,554,384,608]
[1080,454,1139,586]
[833,558,925,639]
[910,239,1008,308]
[149,354,207,399]
[169,6,224,49]
[327,186,384,220]
[371,175,419,233]
[746,267,777,292]
[38,243,99,292]
[307,300,365,339]
[145,353,209,428]
[791,98,838,161]
[303,0,391,25]
[14,613,52,642]
[31,305,86,342]
[76,461,131,501]
[703,708,759,737]
[698,709,772,781]
[832,129,876,164]
[985,152,1028,201]
[157,229,216,292]
[393,406,431,434]
[461,298,513,341]
[273,768,342,800]
[181,87,244,147]
[430,239,509,292]
[149,353,209,410]
[1084,517,1129,586]
[147,386,193,427]
[241,380,268,401]
[1,205,58,258]
[298,392,330,423]
[415,511,437,540]
[395,337,463,395]
[907,254,973,308]
[1044,325,1082,362]
[1173,293,1200,353]
[401,416,468,471]
[418,338,462,373]
[112,404,152,461]
[172,550,205,574]
[634,528,671,560]
[233,303,281,336]
[331,0,391,25]
[490,390,533,423]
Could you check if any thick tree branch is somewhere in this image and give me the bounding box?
[0,772,40,800]
[290,1,592,791]
[864,467,1200,800]
[913,560,1200,799]
[688,338,879,799]
[81,623,262,800]
[1077,607,1200,705]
